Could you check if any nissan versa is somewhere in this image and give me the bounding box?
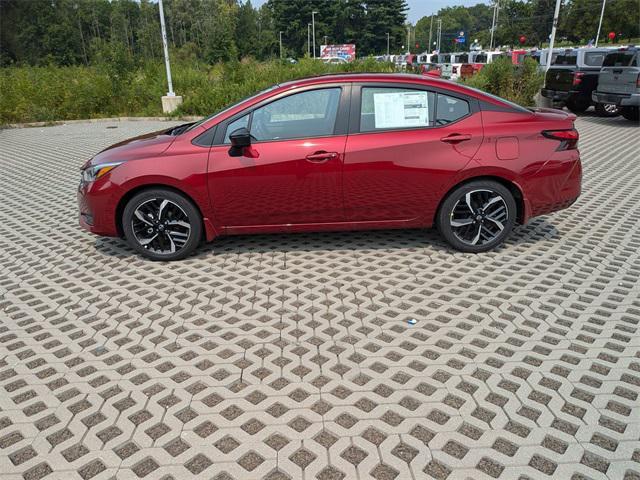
[78,73,582,260]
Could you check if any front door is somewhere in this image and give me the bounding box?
[207,86,348,227]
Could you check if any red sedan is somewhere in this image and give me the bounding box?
[78,73,581,260]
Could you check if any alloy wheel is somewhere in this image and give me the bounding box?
[449,189,508,246]
[131,198,191,254]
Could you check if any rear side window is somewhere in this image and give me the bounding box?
[435,94,470,125]
[603,52,637,67]
[360,87,435,131]
[583,52,606,66]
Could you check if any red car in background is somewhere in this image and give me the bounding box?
[78,73,581,260]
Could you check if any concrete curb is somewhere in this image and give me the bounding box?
[0,116,204,130]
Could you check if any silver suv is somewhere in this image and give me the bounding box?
[592,47,639,121]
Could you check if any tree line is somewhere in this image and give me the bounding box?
[1,0,638,67]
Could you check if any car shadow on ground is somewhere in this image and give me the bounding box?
[93,217,560,261]
[577,114,639,128]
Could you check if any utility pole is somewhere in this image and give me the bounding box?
[428,15,433,52]
[307,23,311,57]
[312,11,318,58]
[158,0,182,112]
[436,19,442,52]
[489,0,499,51]
[595,0,606,46]
[407,25,411,54]
[158,0,173,96]
[546,0,562,73]
[279,31,283,59]
[386,32,390,57]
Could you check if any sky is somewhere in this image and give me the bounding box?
[247,0,489,23]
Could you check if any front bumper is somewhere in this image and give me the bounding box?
[592,91,640,107]
[77,180,120,237]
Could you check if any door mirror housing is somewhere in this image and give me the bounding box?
[228,127,252,157]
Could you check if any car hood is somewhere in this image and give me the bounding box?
[84,126,178,168]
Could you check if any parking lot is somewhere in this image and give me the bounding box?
[0,116,639,480]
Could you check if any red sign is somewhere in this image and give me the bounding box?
[320,44,356,62]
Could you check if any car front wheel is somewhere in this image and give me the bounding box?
[437,180,517,253]
[122,188,202,261]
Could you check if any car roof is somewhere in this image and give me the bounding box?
[277,73,500,104]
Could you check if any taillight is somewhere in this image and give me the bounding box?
[572,71,584,86]
[542,129,579,150]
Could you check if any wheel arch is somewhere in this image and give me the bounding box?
[434,175,526,225]
[115,183,207,238]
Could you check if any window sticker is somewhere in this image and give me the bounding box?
[373,91,430,129]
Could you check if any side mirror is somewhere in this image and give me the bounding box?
[228,127,252,157]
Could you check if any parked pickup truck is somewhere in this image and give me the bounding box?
[542,48,618,116]
[592,47,640,121]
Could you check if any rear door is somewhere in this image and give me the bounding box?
[598,51,639,95]
[343,83,483,223]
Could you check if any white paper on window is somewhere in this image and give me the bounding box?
[373,91,429,129]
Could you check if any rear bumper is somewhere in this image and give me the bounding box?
[541,89,571,102]
[523,152,582,221]
[592,91,640,106]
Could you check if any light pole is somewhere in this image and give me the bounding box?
[437,19,442,52]
[386,32,390,57]
[489,0,499,51]
[406,25,411,54]
[429,16,434,52]
[158,0,182,113]
[279,31,283,59]
[324,35,328,45]
[312,11,318,58]
[546,0,562,74]
[307,23,311,57]
[595,0,606,46]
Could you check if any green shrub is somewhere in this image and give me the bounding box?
[0,57,396,124]
[462,57,543,107]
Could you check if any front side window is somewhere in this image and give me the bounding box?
[248,88,341,141]
[224,114,249,144]
[360,87,435,132]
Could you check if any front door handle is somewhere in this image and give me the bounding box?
[306,151,338,163]
[441,134,472,143]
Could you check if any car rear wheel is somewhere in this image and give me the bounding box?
[437,180,517,253]
[620,106,639,121]
[122,188,202,261]
[595,103,620,117]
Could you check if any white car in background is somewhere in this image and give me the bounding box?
[323,56,348,64]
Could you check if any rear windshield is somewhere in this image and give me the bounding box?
[552,53,577,65]
[603,52,637,67]
[583,52,606,66]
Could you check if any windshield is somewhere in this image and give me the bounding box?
[184,84,280,133]
[603,52,637,67]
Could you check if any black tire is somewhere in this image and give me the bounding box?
[122,188,203,261]
[595,102,620,117]
[565,98,590,114]
[621,106,640,121]
[437,180,517,253]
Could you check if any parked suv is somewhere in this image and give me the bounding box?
[542,48,618,116]
[592,47,640,121]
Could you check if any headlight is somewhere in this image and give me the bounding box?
[81,162,123,183]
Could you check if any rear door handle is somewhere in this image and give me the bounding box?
[440,134,472,143]
[306,151,338,163]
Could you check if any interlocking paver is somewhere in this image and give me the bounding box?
[0,116,639,479]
